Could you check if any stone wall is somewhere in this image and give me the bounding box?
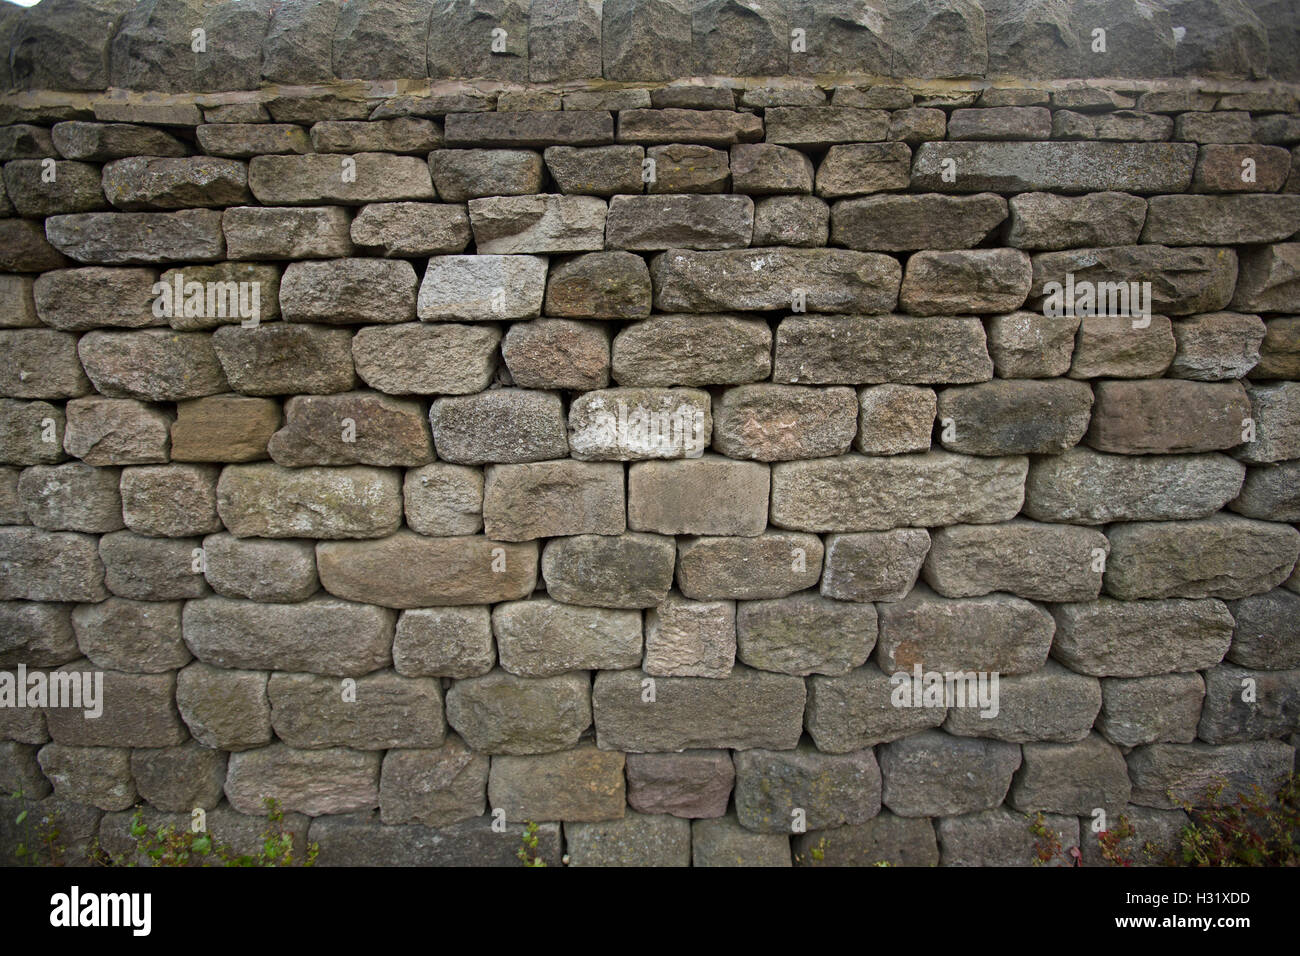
[0,0,1298,867]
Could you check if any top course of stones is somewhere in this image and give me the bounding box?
[0,0,1298,97]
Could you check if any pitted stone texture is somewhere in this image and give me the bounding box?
[483,460,625,541]
[565,811,692,867]
[1197,664,1300,744]
[820,529,931,603]
[711,385,856,461]
[403,463,484,537]
[213,323,357,396]
[217,464,401,540]
[1140,194,1300,246]
[0,400,68,466]
[1237,382,1300,464]
[606,194,753,250]
[130,743,226,813]
[224,744,380,817]
[419,254,547,321]
[269,671,445,751]
[764,107,888,149]
[0,220,68,272]
[736,592,876,678]
[32,267,160,332]
[354,324,499,396]
[156,262,282,329]
[36,745,135,812]
[625,750,734,819]
[502,319,610,391]
[1006,192,1148,250]
[430,389,567,465]
[900,248,1032,316]
[752,195,830,247]
[1226,589,1300,669]
[71,598,188,673]
[0,601,79,670]
[544,145,644,196]
[923,520,1107,602]
[393,606,495,679]
[310,118,442,154]
[222,206,354,260]
[676,533,823,601]
[880,731,1022,818]
[937,808,1080,868]
[805,663,947,754]
[182,596,393,677]
[52,121,186,161]
[468,194,608,255]
[945,661,1101,744]
[612,314,770,387]
[1069,315,1176,379]
[646,143,730,193]
[774,315,992,386]
[628,456,769,536]
[430,149,544,201]
[1051,598,1235,677]
[644,592,736,679]
[1231,243,1300,312]
[77,329,227,402]
[795,812,939,867]
[542,532,676,609]
[734,743,881,834]
[316,533,538,609]
[912,142,1197,193]
[44,668,187,749]
[197,123,312,158]
[18,463,123,533]
[729,143,814,195]
[493,599,642,678]
[1032,245,1238,316]
[45,211,225,265]
[268,393,432,468]
[618,109,761,146]
[120,464,221,538]
[248,154,435,205]
[98,530,207,601]
[770,452,1027,533]
[488,745,625,822]
[2,160,107,217]
[379,735,488,828]
[202,534,318,604]
[1169,312,1266,382]
[350,202,471,257]
[593,665,806,752]
[1086,380,1251,454]
[1105,516,1300,600]
[936,379,1093,456]
[280,258,417,325]
[855,385,937,455]
[101,156,251,211]
[692,813,791,867]
[0,527,107,603]
[544,250,652,319]
[1127,741,1296,809]
[832,193,1007,251]
[1097,673,1206,747]
[446,111,614,148]
[815,143,912,199]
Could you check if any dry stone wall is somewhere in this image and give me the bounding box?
[0,0,1299,867]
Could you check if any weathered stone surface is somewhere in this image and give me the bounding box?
[1051,597,1234,677]
[544,145,644,196]
[1098,673,1205,747]
[18,463,121,533]
[307,813,562,867]
[1086,380,1250,454]
[880,731,1022,818]
[468,194,607,254]
[984,312,1075,378]
[924,520,1106,602]
[1197,664,1300,744]
[646,143,730,193]
[1107,516,1300,600]
[430,389,567,465]
[946,660,1101,744]
[644,592,735,679]
[592,665,806,752]
[948,106,1051,140]
[502,319,609,390]
[1231,458,1300,521]
[0,275,38,328]
[1032,245,1238,316]
[183,595,392,678]
[1194,144,1292,193]
[734,743,881,834]
[310,118,441,154]
[379,735,488,828]
[45,211,225,265]
[832,193,1007,251]
[820,529,930,603]
[606,194,753,250]
[0,528,106,603]
[625,750,733,818]
[565,810,691,867]
[354,323,498,396]
[1231,243,1300,312]
[44,667,186,749]
[196,123,312,158]
[675,533,823,602]
[752,195,830,247]
[349,202,470,258]
[1226,589,1300,669]
[154,261,282,329]
[543,251,650,320]
[0,600,79,670]
[729,143,813,195]
[62,397,169,467]
[77,329,227,402]
[692,812,790,866]
[129,743,226,813]
[612,314,768,388]
[1079,804,1190,867]
[1053,109,1174,142]
[488,744,625,822]
[445,111,614,148]
[628,455,768,536]
[36,745,135,812]
[248,153,435,205]
[1175,111,1255,144]
[1238,382,1300,464]
[935,379,1092,456]
[900,248,1032,315]
[317,532,538,609]
[419,254,547,320]
[493,599,641,678]
[170,395,280,463]
[0,399,67,466]
[805,661,948,754]
[222,206,354,260]
[402,464,484,537]
[2,161,106,217]
[0,742,51,799]
[912,142,1197,193]
[101,156,250,211]
[815,143,912,199]
[795,811,939,867]
[618,109,760,147]
[483,460,624,541]
[764,107,888,148]
[542,532,676,609]
[1068,315,1176,378]
[225,744,380,816]
[1141,195,1300,246]
[1025,448,1246,524]
[267,393,432,468]
[937,807,1080,867]
[1127,741,1295,809]
[770,452,1027,533]
[33,267,156,332]
[876,586,1054,675]
[651,247,900,314]
[280,258,417,324]
[393,607,495,679]
[52,121,185,161]
[118,463,220,538]
[889,107,947,144]
[430,149,544,201]
[202,533,318,604]
[709,385,855,461]
[774,315,992,385]
[218,463,400,540]
[736,592,875,678]
[1169,312,1265,381]
[568,387,710,461]
[269,671,445,751]
[855,384,937,455]
[0,220,68,272]
[1006,192,1147,250]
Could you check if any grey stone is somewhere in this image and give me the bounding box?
[310,118,442,154]
[0,601,78,670]
[45,210,225,265]
[612,314,769,386]
[729,143,814,194]
[912,142,1197,193]
[44,668,187,749]
[196,123,312,158]
[936,379,1093,456]
[221,206,354,260]
[418,254,547,321]
[605,194,753,250]
[379,736,488,828]
[279,258,417,324]
[268,670,445,751]
[752,195,830,247]
[493,599,642,678]
[0,399,68,466]
[568,387,711,461]
[945,660,1101,744]
[267,393,433,468]
[937,807,1080,867]
[1067,315,1175,377]
[900,248,1032,316]
[130,743,226,812]
[353,323,499,396]
[544,250,651,320]
[1197,664,1300,744]
[63,397,170,466]
[543,145,645,196]
[1098,673,1206,747]
[2,161,106,217]
[644,592,736,679]
[923,519,1107,602]
[216,463,401,539]
[1169,312,1265,381]
[18,463,122,533]
[224,744,380,817]
[0,528,106,603]
[794,812,939,867]
[734,743,881,834]
[625,749,733,818]
[483,460,624,541]
[1231,243,1300,312]
[0,220,68,273]
[764,107,888,148]
[855,384,937,454]
[1051,598,1235,677]
[201,534,318,604]
[248,153,435,205]
[72,598,189,673]
[646,143,730,193]
[985,312,1078,377]
[676,533,823,601]
[880,731,1022,818]
[628,455,768,536]
[445,111,613,148]
[735,592,876,678]
[36,745,135,812]
[1032,245,1237,316]
[429,149,544,201]
[1127,740,1295,809]
[1226,589,1300,668]
[349,203,471,257]
[774,315,993,385]
[805,663,947,754]
[502,319,610,391]
[1006,192,1148,250]
[618,109,761,146]
[832,193,1007,251]
[120,464,221,538]
[101,156,250,211]
[1086,380,1251,454]
[692,813,790,866]
[402,464,484,537]
[393,606,495,679]
[815,142,912,199]
[565,811,691,867]
[430,389,567,465]
[820,529,931,603]
[77,329,227,401]
[1141,195,1300,246]
[468,194,608,254]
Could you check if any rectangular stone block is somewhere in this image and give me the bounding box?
[268,671,445,750]
[483,460,625,541]
[911,142,1197,193]
[247,153,435,204]
[774,315,992,385]
[606,194,753,250]
[216,463,402,539]
[445,111,614,148]
[628,455,769,536]
[225,743,380,816]
[488,744,625,822]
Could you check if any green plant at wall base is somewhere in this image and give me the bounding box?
[516,821,546,867]
[9,790,66,866]
[1164,772,1300,867]
[1028,812,1080,867]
